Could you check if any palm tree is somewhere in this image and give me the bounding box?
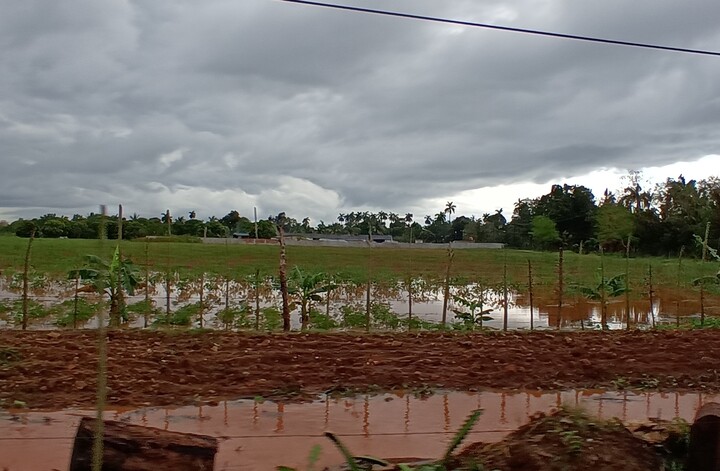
[405,213,414,243]
[620,170,652,213]
[445,201,456,224]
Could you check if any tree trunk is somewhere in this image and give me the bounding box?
[301,299,308,330]
[70,417,217,471]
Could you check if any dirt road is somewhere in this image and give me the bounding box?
[1,329,719,410]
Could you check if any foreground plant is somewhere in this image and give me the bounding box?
[278,409,483,471]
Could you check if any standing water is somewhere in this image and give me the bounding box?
[0,389,712,470]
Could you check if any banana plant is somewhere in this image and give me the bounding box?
[576,273,629,300]
[287,267,338,330]
[68,246,140,327]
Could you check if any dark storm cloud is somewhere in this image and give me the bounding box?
[1,0,719,221]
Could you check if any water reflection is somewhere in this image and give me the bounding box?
[0,389,715,470]
[1,274,719,331]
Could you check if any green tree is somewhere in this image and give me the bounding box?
[531,215,560,250]
[596,203,634,251]
[445,201,456,224]
[535,184,597,248]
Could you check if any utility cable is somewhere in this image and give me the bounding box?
[0,428,514,441]
[279,0,720,57]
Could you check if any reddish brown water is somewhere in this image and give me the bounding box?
[0,389,714,470]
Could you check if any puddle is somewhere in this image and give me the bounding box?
[0,389,713,470]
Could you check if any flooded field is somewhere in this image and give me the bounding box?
[0,389,712,470]
[1,272,718,331]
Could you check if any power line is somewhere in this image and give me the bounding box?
[0,428,514,441]
[279,0,720,58]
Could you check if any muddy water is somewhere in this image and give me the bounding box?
[0,389,714,470]
[2,275,719,331]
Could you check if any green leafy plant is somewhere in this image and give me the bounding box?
[452,285,493,330]
[287,267,338,330]
[68,247,140,326]
[53,298,102,327]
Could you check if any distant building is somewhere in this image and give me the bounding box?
[232,232,251,239]
[285,233,394,243]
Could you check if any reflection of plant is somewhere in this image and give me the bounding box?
[68,247,140,326]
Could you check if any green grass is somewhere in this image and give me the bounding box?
[0,237,715,291]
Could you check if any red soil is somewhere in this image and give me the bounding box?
[1,329,720,410]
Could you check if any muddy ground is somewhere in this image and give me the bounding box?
[1,329,720,410]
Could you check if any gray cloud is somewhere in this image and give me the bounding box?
[1,0,720,222]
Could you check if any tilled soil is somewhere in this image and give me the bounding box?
[1,329,720,410]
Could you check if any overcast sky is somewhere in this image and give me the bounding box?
[2,0,719,224]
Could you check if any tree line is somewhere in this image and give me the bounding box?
[2,172,718,257]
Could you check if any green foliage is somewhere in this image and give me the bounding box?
[308,308,338,330]
[0,299,50,325]
[442,409,483,464]
[154,301,203,327]
[531,215,560,249]
[261,307,283,331]
[689,316,720,329]
[286,267,338,326]
[9,271,48,291]
[371,303,401,330]
[452,285,494,329]
[575,273,628,300]
[53,298,102,327]
[597,203,634,249]
[216,302,252,330]
[340,305,367,328]
[68,250,140,296]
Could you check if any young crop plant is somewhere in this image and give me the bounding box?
[68,247,140,327]
[574,270,629,330]
[452,284,493,330]
[287,266,338,330]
